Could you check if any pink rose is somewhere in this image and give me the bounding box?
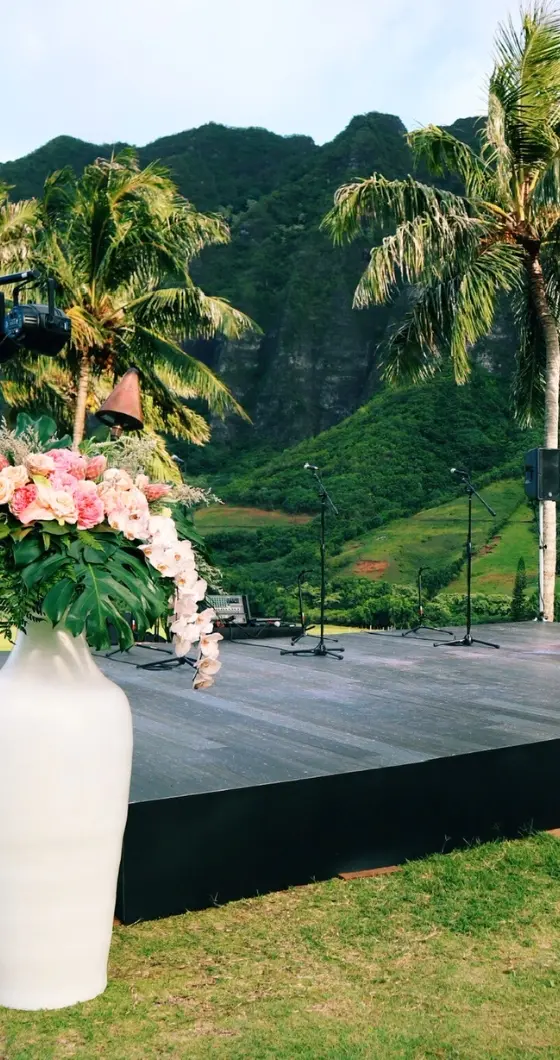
[76,491,105,530]
[144,483,172,502]
[46,449,87,480]
[1,465,29,489]
[26,453,56,476]
[9,484,38,521]
[85,455,107,480]
[51,471,80,495]
[0,455,10,471]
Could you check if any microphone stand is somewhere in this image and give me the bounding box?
[281,469,344,661]
[402,566,452,638]
[436,471,500,649]
[290,569,316,645]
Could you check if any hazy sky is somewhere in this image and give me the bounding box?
[4,0,516,162]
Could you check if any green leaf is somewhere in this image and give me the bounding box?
[66,539,83,561]
[0,523,12,541]
[13,536,43,568]
[40,521,71,536]
[83,546,105,564]
[42,578,76,625]
[77,530,104,551]
[22,553,68,589]
[11,527,33,542]
[42,532,51,550]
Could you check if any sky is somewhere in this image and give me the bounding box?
[3,0,517,162]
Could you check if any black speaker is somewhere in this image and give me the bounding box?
[524,448,560,501]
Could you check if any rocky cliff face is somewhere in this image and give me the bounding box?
[0,113,491,446]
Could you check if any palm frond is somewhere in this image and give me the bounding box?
[381,242,523,385]
[321,176,472,246]
[407,125,490,199]
[133,325,249,421]
[353,211,486,307]
[129,285,257,342]
[510,271,548,423]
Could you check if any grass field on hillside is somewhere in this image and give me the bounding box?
[2,833,560,1058]
[448,501,538,594]
[332,479,524,584]
[195,505,312,533]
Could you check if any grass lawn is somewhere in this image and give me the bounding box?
[332,479,524,584]
[195,505,312,534]
[447,502,538,595]
[2,833,560,1058]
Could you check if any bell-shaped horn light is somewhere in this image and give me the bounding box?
[96,368,143,433]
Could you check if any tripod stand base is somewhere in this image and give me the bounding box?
[435,633,500,649]
[281,640,344,660]
[403,624,453,637]
[136,656,194,671]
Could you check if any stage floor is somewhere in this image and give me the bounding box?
[97,622,560,804]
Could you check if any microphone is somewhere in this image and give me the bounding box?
[450,467,469,477]
[304,462,318,470]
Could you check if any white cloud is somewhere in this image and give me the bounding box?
[0,0,520,161]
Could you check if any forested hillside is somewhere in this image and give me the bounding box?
[0,113,496,447]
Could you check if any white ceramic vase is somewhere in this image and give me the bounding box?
[0,621,133,1010]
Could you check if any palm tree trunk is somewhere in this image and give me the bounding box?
[73,351,91,449]
[529,256,559,621]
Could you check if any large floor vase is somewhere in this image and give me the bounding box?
[0,620,132,1010]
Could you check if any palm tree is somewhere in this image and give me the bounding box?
[322,4,560,621]
[1,150,254,450]
[0,183,37,271]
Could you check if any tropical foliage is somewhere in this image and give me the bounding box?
[323,4,560,619]
[0,151,255,448]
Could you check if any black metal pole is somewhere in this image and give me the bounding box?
[319,490,326,647]
[466,487,473,640]
[281,467,343,660]
[436,472,499,650]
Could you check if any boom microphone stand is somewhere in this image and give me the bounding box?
[435,468,500,650]
[402,566,452,638]
[281,465,344,661]
[290,569,316,645]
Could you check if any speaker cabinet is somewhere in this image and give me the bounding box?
[524,448,560,501]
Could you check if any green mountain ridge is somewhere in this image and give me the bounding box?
[0,113,492,447]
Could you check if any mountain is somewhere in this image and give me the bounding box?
[0,114,494,447]
[192,368,540,621]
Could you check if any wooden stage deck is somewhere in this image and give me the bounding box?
[96,622,560,921]
[98,622,560,804]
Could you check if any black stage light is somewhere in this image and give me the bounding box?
[0,271,71,362]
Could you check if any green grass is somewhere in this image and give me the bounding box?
[448,501,538,594]
[2,834,560,1058]
[332,479,524,584]
[195,505,312,534]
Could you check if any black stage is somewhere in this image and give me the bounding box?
[100,622,560,922]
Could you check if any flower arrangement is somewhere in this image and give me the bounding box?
[0,416,221,689]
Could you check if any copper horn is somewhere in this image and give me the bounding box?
[96,368,143,434]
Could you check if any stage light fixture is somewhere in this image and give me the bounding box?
[0,271,71,362]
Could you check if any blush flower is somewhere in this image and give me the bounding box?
[85,454,107,480]
[9,483,38,520]
[102,467,133,491]
[0,476,14,504]
[0,455,9,472]
[51,471,80,494]
[1,465,29,490]
[144,483,172,502]
[26,453,56,476]
[46,449,87,479]
[73,481,105,530]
